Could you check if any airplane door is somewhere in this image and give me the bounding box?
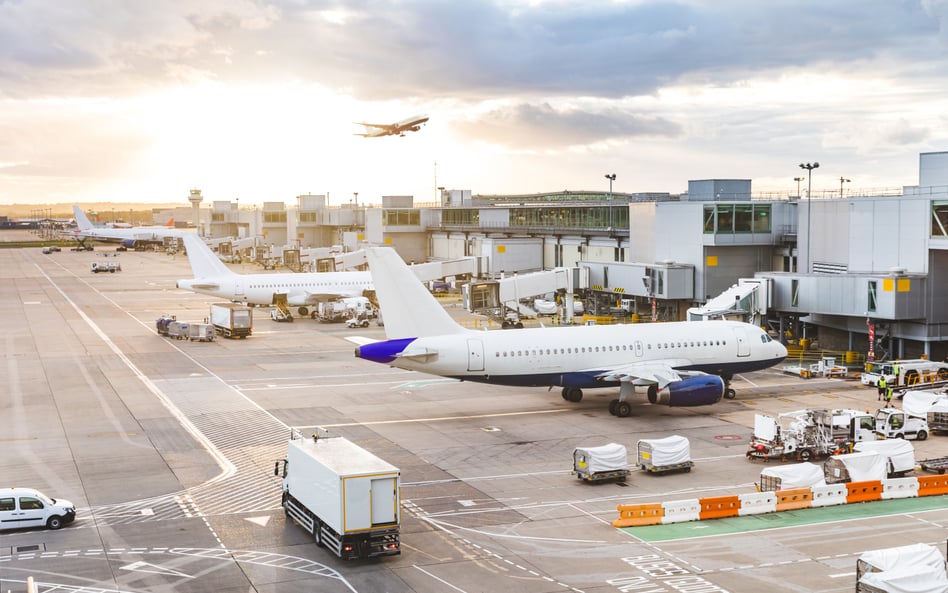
[634,340,644,358]
[733,328,750,357]
[467,339,484,372]
[234,278,244,297]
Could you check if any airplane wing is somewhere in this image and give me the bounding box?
[354,122,395,130]
[595,359,698,388]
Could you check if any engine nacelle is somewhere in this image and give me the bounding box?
[121,238,137,248]
[648,375,725,407]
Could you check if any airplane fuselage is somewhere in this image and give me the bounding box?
[178,271,374,306]
[357,320,786,389]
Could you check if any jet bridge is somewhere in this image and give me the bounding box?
[464,267,588,324]
[687,278,772,324]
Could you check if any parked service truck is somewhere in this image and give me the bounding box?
[747,408,875,462]
[209,303,252,338]
[275,432,400,560]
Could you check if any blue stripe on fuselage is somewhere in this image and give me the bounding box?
[355,337,417,364]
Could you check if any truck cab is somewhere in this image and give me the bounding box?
[875,408,929,440]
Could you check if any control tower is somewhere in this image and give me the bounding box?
[188,189,203,233]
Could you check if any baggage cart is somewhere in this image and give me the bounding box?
[572,443,629,483]
[637,435,693,474]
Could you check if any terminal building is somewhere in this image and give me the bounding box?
[187,150,948,361]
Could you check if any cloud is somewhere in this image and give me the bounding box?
[453,102,681,148]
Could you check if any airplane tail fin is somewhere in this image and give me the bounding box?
[72,205,93,231]
[181,233,235,279]
[165,217,174,227]
[366,247,466,339]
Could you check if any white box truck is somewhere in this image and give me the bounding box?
[275,432,400,560]
[209,303,252,338]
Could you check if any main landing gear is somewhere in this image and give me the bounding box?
[722,373,736,399]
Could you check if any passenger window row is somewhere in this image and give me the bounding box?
[494,340,728,358]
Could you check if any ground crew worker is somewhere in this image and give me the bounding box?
[878,376,887,401]
[885,383,894,407]
[892,364,900,386]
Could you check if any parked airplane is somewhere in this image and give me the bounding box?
[176,233,374,317]
[70,205,182,247]
[354,114,429,137]
[354,247,789,417]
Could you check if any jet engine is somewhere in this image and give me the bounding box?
[121,238,137,249]
[648,375,725,407]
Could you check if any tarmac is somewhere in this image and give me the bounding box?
[1,238,946,593]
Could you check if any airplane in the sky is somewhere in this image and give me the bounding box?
[353,247,789,417]
[176,233,374,317]
[353,114,429,137]
[69,205,182,247]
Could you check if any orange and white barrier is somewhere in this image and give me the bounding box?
[612,475,945,528]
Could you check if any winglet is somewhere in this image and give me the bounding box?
[365,247,467,339]
[181,233,235,279]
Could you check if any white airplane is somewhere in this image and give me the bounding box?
[70,205,182,247]
[353,114,429,137]
[354,247,789,417]
[176,233,374,317]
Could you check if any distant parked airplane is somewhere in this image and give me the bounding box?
[69,205,182,248]
[354,247,789,417]
[354,114,429,137]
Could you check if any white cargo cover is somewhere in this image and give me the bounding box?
[760,462,826,489]
[903,391,947,419]
[573,443,627,473]
[637,436,691,466]
[825,451,887,482]
[854,439,916,475]
[858,543,948,593]
[753,414,778,441]
[930,401,948,415]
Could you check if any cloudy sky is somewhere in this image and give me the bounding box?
[2,0,948,206]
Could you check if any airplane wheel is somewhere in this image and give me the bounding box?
[608,400,619,415]
[615,402,632,418]
[725,388,736,399]
[298,307,309,317]
[562,387,583,402]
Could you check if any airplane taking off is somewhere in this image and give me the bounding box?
[70,205,182,247]
[354,114,429,137]
[354,247,788,417]
[176,233,373,317]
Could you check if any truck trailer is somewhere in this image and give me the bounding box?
[209,303,252,338]
[275,432,400,560]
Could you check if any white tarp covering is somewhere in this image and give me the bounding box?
[574,443,627,473]
[753,414,778,442]
[760,462,826,489]
[825,451,888,482]
[930,402,948,415]
[903,391,948,419]
[637,435,691,466]
[858,543,948,593]
[854,439,916,475]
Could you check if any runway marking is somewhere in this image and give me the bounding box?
[413,565,470,593]
[314,408,570,428]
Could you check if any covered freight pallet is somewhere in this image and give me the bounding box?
[856,543,948,593]
[573,443,629,483]
[636,435,693,474]
[853,439,916,476]
[759,462,826,492]
[824,451,887,484]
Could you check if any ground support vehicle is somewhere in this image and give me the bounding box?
[166,321,191,340]
[920,457,948,474]
[572,443,629,483]
[210,303,252,338]
[186,323,215,342]
[636,435,693,474]
[345,316,370,328]
[0,487,76,531]
[861,358,948,391]
[90,261,121,273]
[852,439,916,477]
[156,315,176,336]
[275,431,400,560]
[270,293,293,322]
[874,407,929,440]
[316,301,348,322]
[856,543,948,592]
[747,408,874,462]
[784,356,849,379]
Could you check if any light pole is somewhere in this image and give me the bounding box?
[799,162,819,273]
[604,173,616,229]
[793,176,804,198]
[839,176,851,197]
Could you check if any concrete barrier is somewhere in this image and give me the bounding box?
[810,483,848,508]
[661,499,701,524]
[614,503,664,527]
[918,475,948,496]
[738,491,777,516]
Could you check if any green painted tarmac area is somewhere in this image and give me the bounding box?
[622,495,948,542]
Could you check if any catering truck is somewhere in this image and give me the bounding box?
[275,431,400,560]
[209,303,252,338]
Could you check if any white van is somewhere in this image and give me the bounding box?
[0,487,76,530]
